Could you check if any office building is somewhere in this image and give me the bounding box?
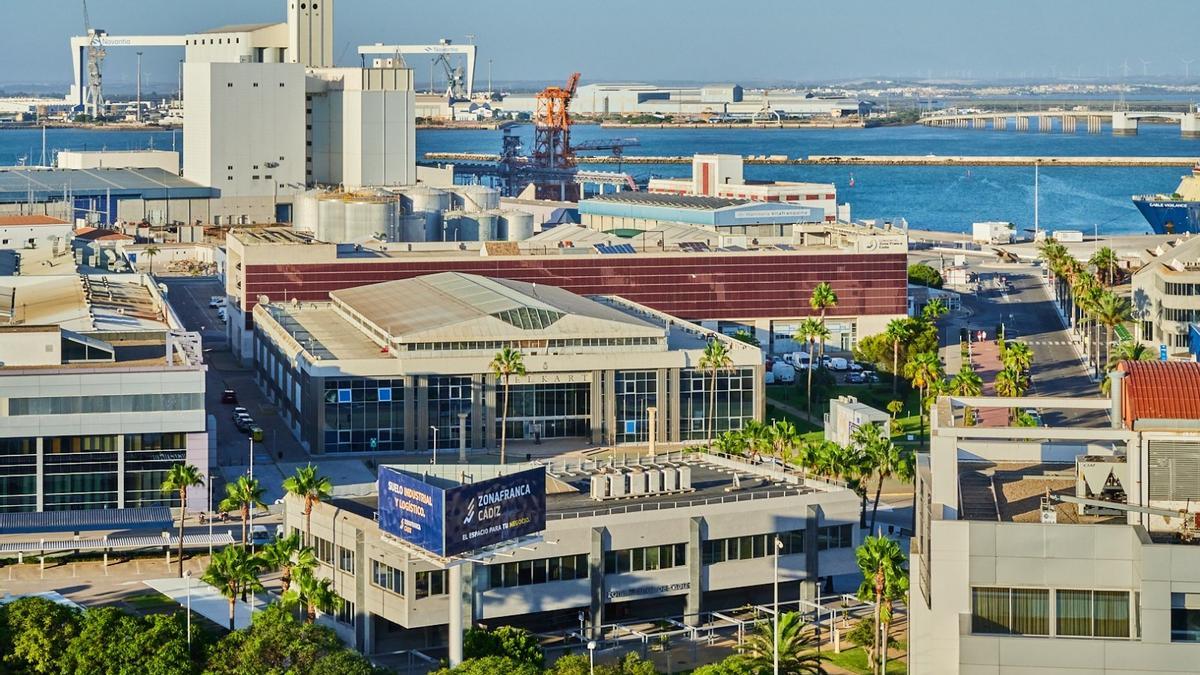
[1132,234,1200,358]
[251,271,763,453]
[0,274,209,513]
[910,361,1200,673]
[282,454,862,653]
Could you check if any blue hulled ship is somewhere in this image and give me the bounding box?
[1133,164,1200,235]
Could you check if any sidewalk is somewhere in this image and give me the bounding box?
[970,339,1010,427]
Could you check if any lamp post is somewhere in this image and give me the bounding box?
[248,437,256,553]
[431,425,438,464]
[184,570,192,648]
[587,640,597,675]
[207,472,214,558]
[773,535,782,675]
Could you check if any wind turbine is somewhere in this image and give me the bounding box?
[1182,58,1195,80]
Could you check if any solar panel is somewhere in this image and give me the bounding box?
[775,244,795,251]
[594,243,637,255]
[678,242,711,253]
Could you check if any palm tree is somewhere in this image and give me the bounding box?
[905,351,943,450]
[489,347,526,465]
[283,464,333,547]
[852,423,912,532]
[809,281,839,362]
[804,439,841,479]
[202,545,264,631]
[950,364,984,426]
[143,245,160,276]
[1093,291,1132,380]
[794,317,828,415]
[1090,246,1120,286]
[1102,342,1153,394]
[287,568,342,624]
[740,419,770,460]
[160,463,205,578]
[994,367,1028,399]
[766,419,799,465]
[699,340,733,449]
[739,611,826,674]
[855,535,909,675]
[219,475,267,548]
[259,532,316,595]
[884,318,912,395]
[921,297,948,323]
[1001,341,1034,375]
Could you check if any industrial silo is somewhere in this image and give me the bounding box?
[344,198,397,242]
[402,186,450,214]
[397,214,427,242]
[316,196,346,243]
[501,210,536,241]
[454,185,500,213]
[441,210,465,242]
[293,190,321,233]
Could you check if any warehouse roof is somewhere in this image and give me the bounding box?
[0,215,70,227]
[1119,360,1200,427]
[0,167,215,203]
[329,272,664,345]
[585,192,746,211]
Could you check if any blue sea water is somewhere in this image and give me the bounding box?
[2,123,1196,234]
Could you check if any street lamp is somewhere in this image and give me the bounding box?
[773,535,783,675]
[183,571,192,648]
[587,640,597,675]
[431,425,439,464]
[207,472,214,558]
[248,437,256,553]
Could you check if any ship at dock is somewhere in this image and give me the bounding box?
[1133,164,1200,234]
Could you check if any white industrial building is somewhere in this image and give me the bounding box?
[57,150,181,174]
[0,216,74,251]
[501,83,869,119]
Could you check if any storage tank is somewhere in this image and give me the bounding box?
[500,210,535,242]
[316,197,346,243]
[441,210,465,242]
[344,199,397,242]
[396,214,427,242]
[293,191,321,233]
[454,185,500,213]
[458,212,497,241]
[402,186,450,215]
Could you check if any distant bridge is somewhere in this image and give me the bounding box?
[919,110,1200,137]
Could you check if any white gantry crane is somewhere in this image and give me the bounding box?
[358,39,477,101]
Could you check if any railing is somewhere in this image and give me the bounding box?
[547,488,806,521]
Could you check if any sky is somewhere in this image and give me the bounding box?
[3,0,1200,90]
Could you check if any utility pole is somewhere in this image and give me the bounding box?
[136,51,143,123]
[488,59,493,97]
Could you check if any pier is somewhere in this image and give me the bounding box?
[423,152,1199,167]
[919,110,1200,137]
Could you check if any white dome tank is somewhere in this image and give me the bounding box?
[344,199,397,242]
[293,190,321,233]
[454,185,500,213]
[501,210,535,241]
[316,197,346,243]
[402,186,450,214]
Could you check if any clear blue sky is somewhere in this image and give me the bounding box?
[3,0,1199,88]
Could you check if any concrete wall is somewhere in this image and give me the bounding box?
[0,223,73,250]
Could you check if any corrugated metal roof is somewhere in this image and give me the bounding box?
[0,167,215,203]
[0,506,171,534]
[0,215,69,226]
[1119,361,1200,427]
[586,192,746,211]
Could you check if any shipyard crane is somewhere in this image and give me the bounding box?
[357,40,477,100]
[81,0,107,119]
[533,72,581,170]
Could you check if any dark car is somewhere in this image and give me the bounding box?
[234,417,253,433]
[846,372,865,384]
[221,389,238,404]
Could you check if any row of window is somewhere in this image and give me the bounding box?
[972,587,1134,639]
[371,560,404,595]
[487,554,590,589]
[603,544,687,575]
[405,336,662,353]
[1164,282,1200,296]
[8,393,203,416]
[1163,307,1200,323]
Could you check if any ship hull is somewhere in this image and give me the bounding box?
[1132,197,1200,235]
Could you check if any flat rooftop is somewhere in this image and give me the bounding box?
[0,167,214,202]
[957,462,1123,524]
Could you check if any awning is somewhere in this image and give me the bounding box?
[0,507,172,535]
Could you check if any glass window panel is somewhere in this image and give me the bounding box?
[972,587,1011,634]
[1011,589,1050,636]
[1094,591,1130,638]
[1057,590,1093,637]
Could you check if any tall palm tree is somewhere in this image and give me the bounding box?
[1090,246,1120,286]
[794,317,828,415]
[809,281,839,362]
[286,568,342,624]
[804,439,841,479]
[905,351,943,449]
[994,367,1028,398]
[852,423,912,532]
[699,340,733,449]
[739,419,770,460]
[1093,291,1132,380]
[739,611,826,674]
[766,419,799,465]
[921,297,948,323]
[143,245,160,276]
[950,364,984,426]
[1001,341,1033,375]
[489,347,526,465]
[202,545,264,631]
[1102,341,1154,394]
[160,463,205,578]
[884,318,912,395]
[855,535,909,675]
[219,475,267,548]
[259,532,316,595]
[283,464,333,547]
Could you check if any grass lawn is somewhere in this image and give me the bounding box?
[826,643,908,675]
[124,592,177,611]
[764,403,821,434]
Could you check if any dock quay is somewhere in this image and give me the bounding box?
[423,152,1199,167]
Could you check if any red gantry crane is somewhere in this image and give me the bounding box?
[533,72,580,170]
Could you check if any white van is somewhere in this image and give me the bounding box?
[771,362,797,384]
[828,357,849,371]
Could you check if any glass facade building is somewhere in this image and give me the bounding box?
[497,382,591,441]
[678,367,756,441]
[323,378,406,453]
[428,376,473,450]
[614,371,658,444]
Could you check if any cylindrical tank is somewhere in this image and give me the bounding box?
[500,210,535,242]
[441,210,465,242]
[402,186,450,215]
[454,185,500,213]
[293,191,320,233]
[344,199,397,242]
[316,197,345,243]
[397,214,427,242]
[456,212,497,242]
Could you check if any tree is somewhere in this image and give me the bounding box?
[205,603,377,675]
[144,244,161,276]
[921,297,948,323]
[219,475,267,548]
[1093,291,1132,379]
[1090,245,1120,286]
[732,328,760,347]
[1002,341,1034,375]
[852,422,912,532]
[1102,341,1154,394]
[950,364,984,426]
[202,545,264,631]
[766,419,799,465]
[905,351,943,449]
[433,656,542,675]
[283,464,333,546]
[489,347,526,465]
[0,596,81,674]
[794,317,828,415]
[739,611,826,674]
[700,340,733,448]
[809,281,839,361]
[691,658,755,675]
[884,319,913,395]
[286,568,341,623]
[58,607,193,675]
[463,625,544,668]
[994,367,1028,399]
[855,535,909,675]
[907,263,943,288]
[259,531,315,595]
[161,462,205,578]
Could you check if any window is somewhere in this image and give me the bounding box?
[371,559,404,595]
[1172,592,1200,642]
[1057,589,1131,638]
[817,524,854,550]
[335,598,355,626]
[338,546,355,573]
[603,544,685,575]
[703,530,806,566]
[1141,320,1154,341]
[415,570,447,599]
[971,587,1049,636]
[312,536,334,565]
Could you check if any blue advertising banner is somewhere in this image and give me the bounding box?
[443,467,547,556]
[377,466,446,556]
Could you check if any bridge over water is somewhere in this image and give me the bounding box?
[919,110,1200,137]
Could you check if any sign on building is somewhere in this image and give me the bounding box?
[378,466,546,557]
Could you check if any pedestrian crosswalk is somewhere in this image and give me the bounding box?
[1026,340,1071,346]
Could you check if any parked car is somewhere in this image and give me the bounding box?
[250,525,274,544]
[828,357,850,371]
[231,406,248,419]
[1022,408,1043,426]
[221,389,238,404]
[848,362,864,372]
[862,371,880,383]
[846,372,865,384]
[209,296,226,308]
[771,361,797,384]
[234,416,253,433]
